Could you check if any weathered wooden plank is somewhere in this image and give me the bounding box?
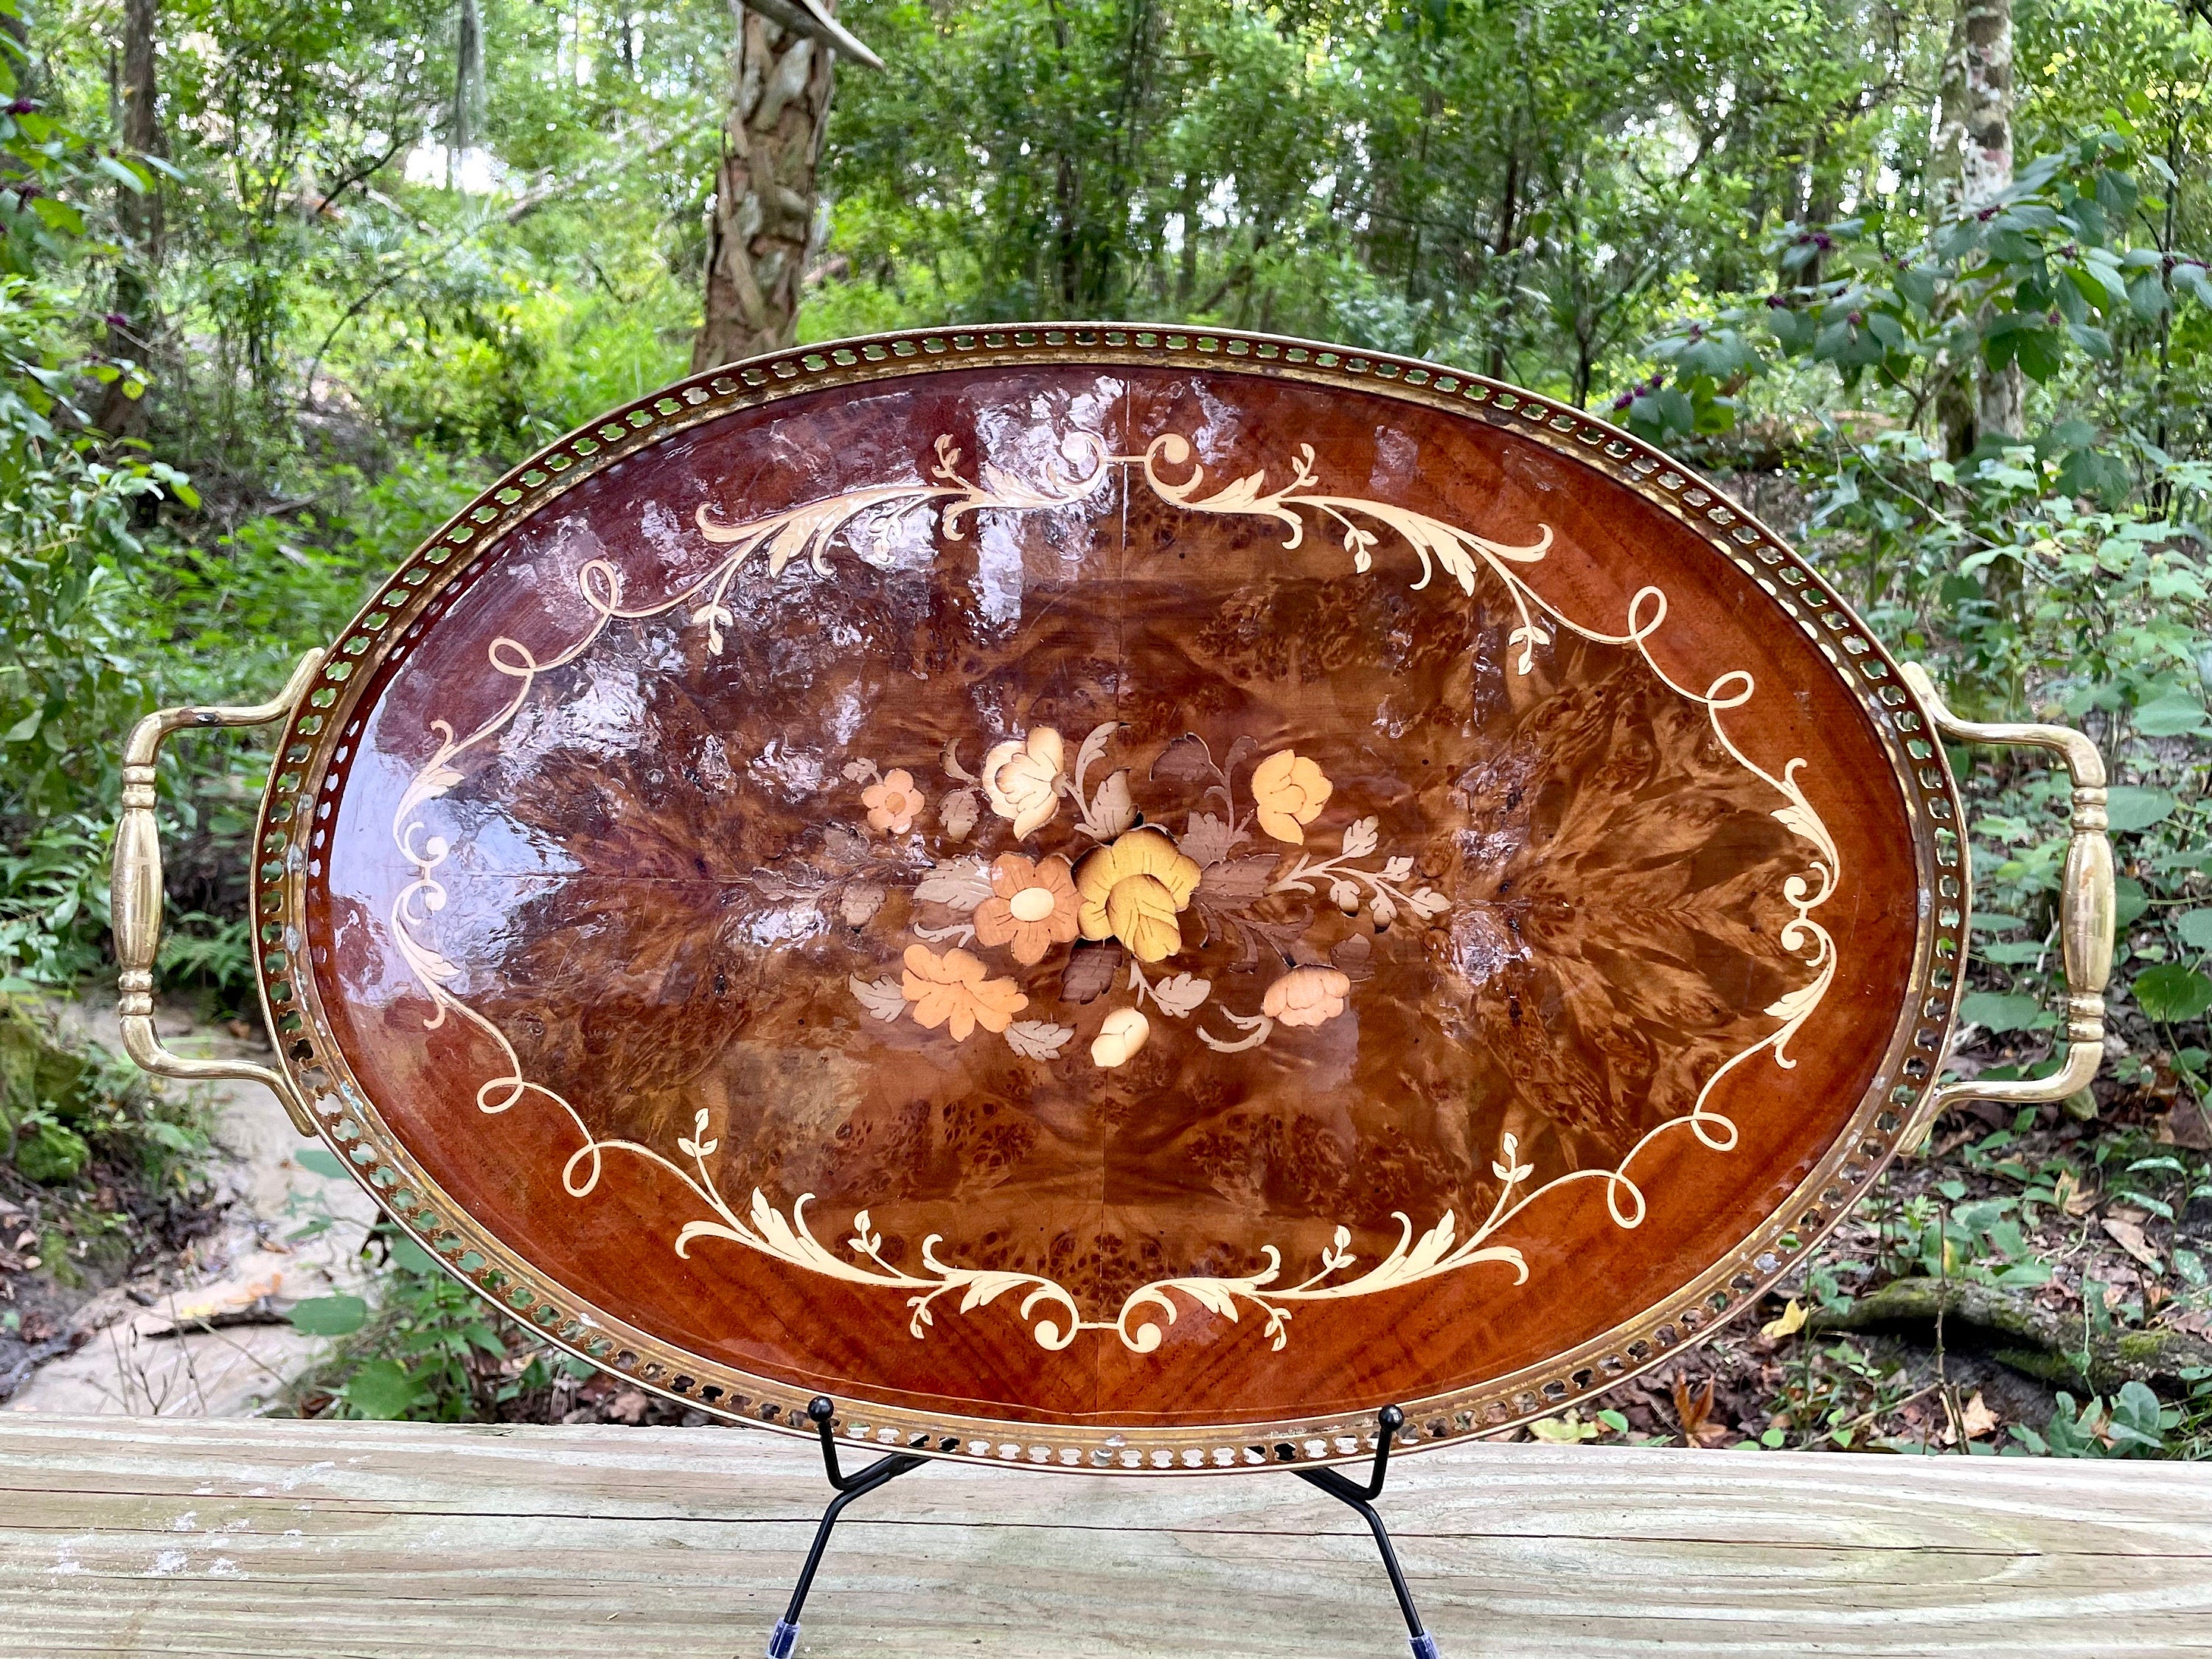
[1,1416,2208,1658]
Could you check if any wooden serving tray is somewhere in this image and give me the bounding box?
[114,327,2112,1473]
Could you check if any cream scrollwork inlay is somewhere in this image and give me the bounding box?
[386,424,1842,1356]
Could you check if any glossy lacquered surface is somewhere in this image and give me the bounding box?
[258,332,1958,1466]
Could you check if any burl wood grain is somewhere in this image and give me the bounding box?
[303,364,1922,1429]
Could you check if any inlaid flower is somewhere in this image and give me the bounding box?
[1251,748,1332,844]
[981,727,1065,838]
[1091,1006,1150,1068]
[862,767,925,835]
[1262,964,1351,1028]
[900,944,1029,1041]
[1075,828,1202,963]
[973,853,1080,965]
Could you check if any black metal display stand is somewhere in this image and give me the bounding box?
[763,1397,1440,1659]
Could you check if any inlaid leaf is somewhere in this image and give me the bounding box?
[1402,886,1449,919]
[1178,810,1242,867]
[1062,940,1125,1004]
[1148,972,1211,1018]
[1151,733,1217,782]
[938,788,981,842]
[1341,815,1380,859]
[839,884,885,928]
[849,975,908,1021]
[1198,855,1278,904]
[1004,1020,1076,1060]
[915,855,992,910]
[1071,720,1119,792]
[1088,769,1137,836]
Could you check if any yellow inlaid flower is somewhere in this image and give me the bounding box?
[861,767,925,835]
[1091,1006,1150,1068]
[1250,748,1332,844]
[973,853,1080,965]
[900,944,1029,1041]
[1262,964,1351,1028]
[1074,828,1202,963]
[981,727,1065,839]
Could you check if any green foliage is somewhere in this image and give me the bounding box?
[291,1221,592,1422]
[1,996,212,1194]
[2012,1380,2176,1456]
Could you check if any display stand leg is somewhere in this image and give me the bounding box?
[764,1395,928,1659]
[1293,1405,1440,1659]
[761,1400,1433,1659]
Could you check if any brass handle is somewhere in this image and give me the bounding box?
[1898,662,2114,1150]
[111,650,327,1137]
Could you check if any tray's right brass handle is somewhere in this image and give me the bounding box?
[111,650,326,1137]
[1898,663,2113,1150]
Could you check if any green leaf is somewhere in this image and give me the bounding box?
[27,197,83,236]
[2135,963,2212,1023]
[1961,990,2044,1032]
[2065,322,2113,359]
[288,1294,368,1337]
[343,1360,423,1420]
[294,1144,351,1180]
[2115,877,2148,931]
[389,1235,442,1276]
[2105,786,2178,832]
[91,153,146,193]
[4,709,40,742]
[2135,692,2211,736]
[2177,910,2212,953]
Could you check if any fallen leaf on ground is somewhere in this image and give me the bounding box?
[1672,1375,1729,1446]
[1760,1298,1807,1340]
[1528,1413,1599,1443]
[1961,1391,2000,1441]
[2101,1215,2162,1270]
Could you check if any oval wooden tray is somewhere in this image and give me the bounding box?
[246,327,1968,1471]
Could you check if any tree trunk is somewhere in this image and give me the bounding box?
[1931,0,2022,459]
[692,1,840,370]
[97,0,161,438]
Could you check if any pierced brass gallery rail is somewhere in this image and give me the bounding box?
[111,650,327,1138]
[1899,663,2115,1149]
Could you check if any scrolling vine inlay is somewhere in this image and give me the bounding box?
[386,426,1840,1356]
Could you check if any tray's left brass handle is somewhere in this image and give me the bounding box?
[111,650,327,1137]
[1899,663,2113,1150]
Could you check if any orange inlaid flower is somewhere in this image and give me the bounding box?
[1262,964,1351,1028]
[1251,748,1332,844]
[973,853,1080,965]
[900,944,1029,1042]
[981,727,1065,838]
[1074,828,1202,963]
[862,767,926,835]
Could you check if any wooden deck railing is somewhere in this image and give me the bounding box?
[3,1414,2209,1655]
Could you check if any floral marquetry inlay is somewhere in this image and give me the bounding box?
[383,420,1843,1357]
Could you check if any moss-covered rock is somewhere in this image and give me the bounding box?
[1,998,100,1183]
[13,1119,88,1183]
[0,998,94,1127]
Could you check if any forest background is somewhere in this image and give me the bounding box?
[4,0,2212,1453]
